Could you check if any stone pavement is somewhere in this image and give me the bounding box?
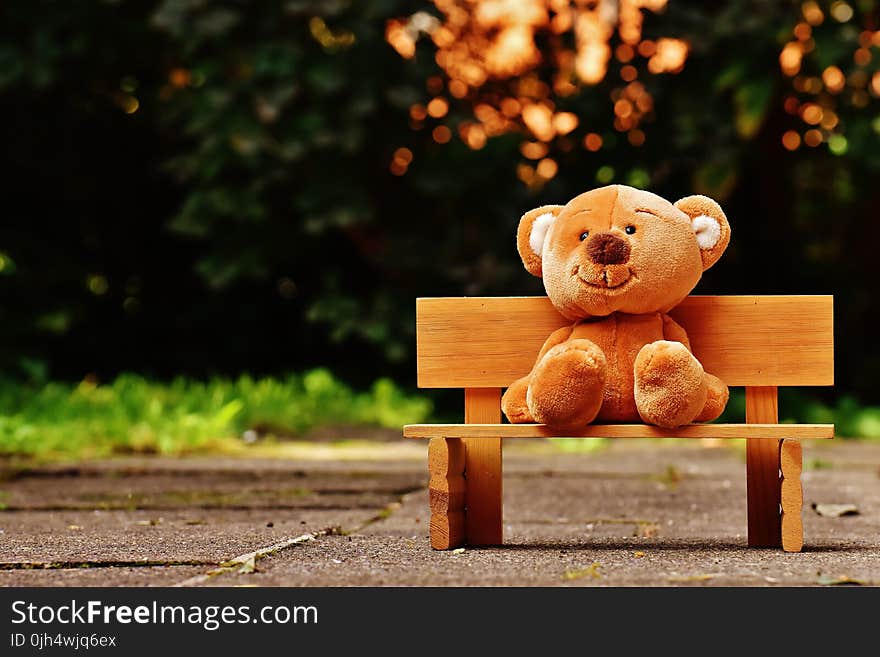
[1,440,878,586]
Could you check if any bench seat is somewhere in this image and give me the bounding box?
[405,423,834,440]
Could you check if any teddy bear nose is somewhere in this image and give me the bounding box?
[586,232,631,265]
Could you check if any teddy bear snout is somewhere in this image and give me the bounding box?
[586,232,631,265]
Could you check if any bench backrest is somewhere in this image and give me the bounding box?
[416,296,833,389]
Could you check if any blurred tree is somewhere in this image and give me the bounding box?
[0,0,877,402]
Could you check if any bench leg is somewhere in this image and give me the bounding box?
[464,388,503,545]
[745,386,782,547]
[780,439,804,552]
[428,437,466,550]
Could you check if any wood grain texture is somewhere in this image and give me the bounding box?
[463,388,503,546]
[780,439,804,553]
[746,386,782,548]
[428,437,466,550]
[416,296,833,388]
[404,423,834,439]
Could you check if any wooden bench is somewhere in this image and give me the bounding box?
[403,295,835,553]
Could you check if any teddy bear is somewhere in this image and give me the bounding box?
[501,184,731,430]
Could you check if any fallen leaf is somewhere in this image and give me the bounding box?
[237,556,257,574]
[451,548,465,554]
[563,563,602,580]
[633,551,646,558]
[812,503,859,518]
[816,574,865,586]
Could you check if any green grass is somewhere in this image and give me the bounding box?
[719,388,880,439]
[0,370,432,459]
[1,371,876,461]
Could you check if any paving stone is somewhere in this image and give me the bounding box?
[1,441,877,586]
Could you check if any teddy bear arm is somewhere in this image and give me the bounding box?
[694,373,729,423]
[534,325,576,363]
[661,314,692,351]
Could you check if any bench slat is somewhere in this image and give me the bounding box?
[416,295,834,388]
[403,423,834,440]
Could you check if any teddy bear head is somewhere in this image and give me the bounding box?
[517,185,730,320]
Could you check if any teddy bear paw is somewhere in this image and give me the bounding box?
[526,339,607,429]
[634,340,708,428]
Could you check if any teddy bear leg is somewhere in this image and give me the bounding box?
[693,372,729,423]
[501,376,534,423]
[634,340,708,428]
[526,339,607,429]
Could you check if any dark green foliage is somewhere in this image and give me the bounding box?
[0,1,877,416]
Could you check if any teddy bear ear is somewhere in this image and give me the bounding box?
[674,195,731,271]
[516,205,564,277]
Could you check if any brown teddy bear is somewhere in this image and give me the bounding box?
[501,184,731,429]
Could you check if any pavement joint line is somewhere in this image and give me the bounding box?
[172,527,343,587]
[171,488,417,586]
[519,517,660,525]
[0,560,215,570]
[0,466,422,482]
[0,504,403,512]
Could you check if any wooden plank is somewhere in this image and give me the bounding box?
[780,439,804,553]
[416,296,833,388]
[746,386,782,548]
[463,388,503,546]
[403,423,834,440]
[428,437,466,550]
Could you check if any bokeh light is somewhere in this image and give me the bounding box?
[779,2,879,158]
[390,147,414,175]
[583,132,603,151]
[387,0,691,185]
[804,128,823,147]
[782,130,801,150]
[432,125,452,143]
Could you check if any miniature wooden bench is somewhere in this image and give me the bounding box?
[403,295,834,553]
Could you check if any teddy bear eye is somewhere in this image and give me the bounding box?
[579,231,589,241]
[625,225,636,235]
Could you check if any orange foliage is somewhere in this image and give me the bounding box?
[386,0,690,177]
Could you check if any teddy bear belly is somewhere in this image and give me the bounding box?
[569,313,665,422]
